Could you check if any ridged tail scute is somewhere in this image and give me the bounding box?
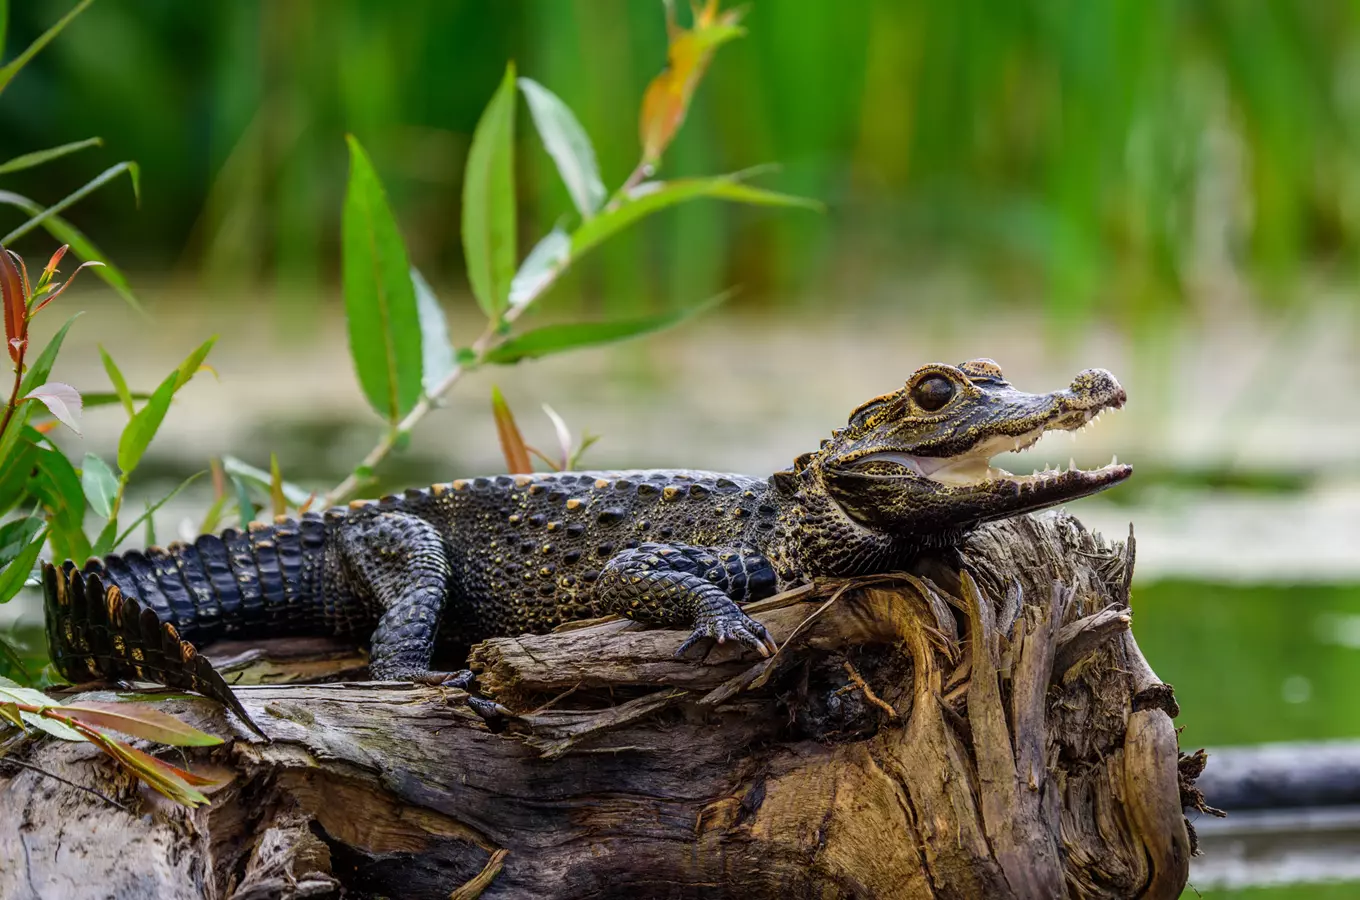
[43,558,267,737]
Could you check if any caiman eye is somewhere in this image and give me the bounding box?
[911,375,955,412]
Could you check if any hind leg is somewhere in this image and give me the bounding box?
[330,510,468,683]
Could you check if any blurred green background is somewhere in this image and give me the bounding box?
[2,3,1359,895]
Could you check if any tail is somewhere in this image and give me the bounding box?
[42,515,330,737]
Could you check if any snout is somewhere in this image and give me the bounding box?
[1069,368,1126,408]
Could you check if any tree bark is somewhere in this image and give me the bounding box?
[0,511,1200,900]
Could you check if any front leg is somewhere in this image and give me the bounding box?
[594,543,780,657]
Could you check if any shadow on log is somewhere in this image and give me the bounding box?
[0,512,1201,899]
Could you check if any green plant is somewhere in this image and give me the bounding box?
[321,0,817,504]
[0,0,140,308]
[0,0,213,683]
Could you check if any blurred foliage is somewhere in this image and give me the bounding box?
[2,0,1355,326]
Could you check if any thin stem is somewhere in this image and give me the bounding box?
[318,299,539,508]
[0,339,29,447]
[320,145,652,509]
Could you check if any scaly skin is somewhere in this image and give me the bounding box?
[42,359,1131,730]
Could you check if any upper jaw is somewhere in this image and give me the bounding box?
[844,371,1129,497]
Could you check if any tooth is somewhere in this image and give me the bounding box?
[1069,457,1077,472]
[1111,454,1118,465]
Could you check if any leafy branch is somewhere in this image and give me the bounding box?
[0,676,226,807]
[321,0,819,506]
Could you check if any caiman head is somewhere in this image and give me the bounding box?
[775,359,1130,543]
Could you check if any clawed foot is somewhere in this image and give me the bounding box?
[403,669,508,725]
[675,605,778,659]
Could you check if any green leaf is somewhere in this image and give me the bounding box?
[16,313,79,398]
[508,227,570,309]
[58,700,223,747]
[0,437,37,516]
[0,190,141,311]
[230,472,256,527]
[0,137,102,176]
[0,525,45,604]
[1,161,141,246]
[113,472,202,550]
[411,267,457,396]
[221,456,309,506]
[341,135,422,424]
[117,337,216,475]
[484,292,728,365]
[99,345,135,416]
[81,453,118,519]
[572,176,821,262]
[91,517,117,557]
[0,517,42,570]
[462,63,518,322]
[83,391,149,410]
[31,445,88,563]
[0,0,95,98]
[518,78,605,218]
[0,0,8,64]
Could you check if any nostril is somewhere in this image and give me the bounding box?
[1071,368,1122,399]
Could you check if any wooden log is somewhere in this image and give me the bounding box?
[0,512,1198,899]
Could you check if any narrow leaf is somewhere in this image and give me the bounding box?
[230,473,256,527]
[639,3,745,165]
[2,161,141,245]
[485,293,728,365]
[0,517,42,569]
[572,176,821,262]
[0,702,23,728]
[519,78,606,217]
[0,526,45,605]
[30,445,88,563]
[341,136,422,423]
[0,190,141,311]
[23,381,81,434]
[462,63,518,322]
[0,137,102,176]
[81,453,118,518]
[16,313,79,398]
[0,244,22,363]
[0,0,96,97]
[98,346,135,416]
[93,735,211,806]
[411,267,457,395]
[220,456,310,506]
[269,454,286,518]
[508,227,570,309]
[112,471,202,549]
[117,337,215,474]
[81,391,149,410]
[91,517,117,557]
[491,386,532,475]
[59,701,223,747]
[542,404,573,470]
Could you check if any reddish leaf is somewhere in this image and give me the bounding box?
[23,381,82,434]
[639,0,745,167]
[0,245,24,364]
[37,244,68,291]
[30,259,104,315]
[491,386,533,475]
[93,733,213,807]
[58,701,224,747]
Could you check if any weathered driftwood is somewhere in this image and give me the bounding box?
[0,512,1200,899]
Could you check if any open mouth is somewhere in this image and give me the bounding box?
[853,403,1127,491]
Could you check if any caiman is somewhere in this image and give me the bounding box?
[42,359,1129,730]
